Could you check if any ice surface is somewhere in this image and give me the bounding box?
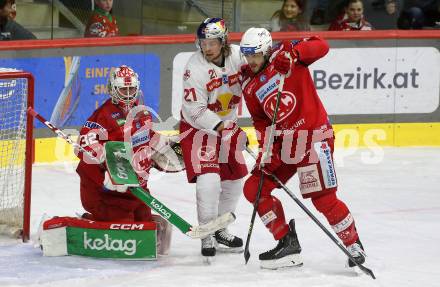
[1,147,439,287]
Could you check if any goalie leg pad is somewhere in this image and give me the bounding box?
[152,214,173,255]
[40,217,157,260]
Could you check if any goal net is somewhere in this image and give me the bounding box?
[0,68,34,242]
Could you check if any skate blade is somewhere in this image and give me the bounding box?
[346,258,368,275]
[203,256,215,265]
[217,246,244,254]
[260,254,303,270]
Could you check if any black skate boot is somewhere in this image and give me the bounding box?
[347,239,366,267]
[201,234,216,257]
[214,228,243,253]
[259,219,303,269]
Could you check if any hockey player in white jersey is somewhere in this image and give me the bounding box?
[179,18,248,258]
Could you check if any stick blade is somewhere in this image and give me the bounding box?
[359,265,376,279]
[244,250,250,264]
[186,212,236,239]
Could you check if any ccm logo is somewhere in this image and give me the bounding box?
[110,224,144,230]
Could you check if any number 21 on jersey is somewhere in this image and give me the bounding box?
[184,88,197,102]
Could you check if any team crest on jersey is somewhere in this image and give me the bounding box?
[183,69,191,81]
[222,74,228,84]
[263,91,297,123]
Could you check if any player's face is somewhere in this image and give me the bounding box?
[0,2,13,18]
[346,1,363,22]
[200,39,223,64]
[117,86,138,102]
[95,0,113,12]
[283,0,302,19]
[245,53,266,74]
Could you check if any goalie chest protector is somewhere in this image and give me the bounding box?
[40,217,157,260]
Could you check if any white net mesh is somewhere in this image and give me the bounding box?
[0,69,28,237]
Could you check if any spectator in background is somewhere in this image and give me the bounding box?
[270,0,310,31]
[310,0,347,26]
[397,0,440,29]
[329,0,374,30]
[310,0,328,25]
[370,0,399,29]
[0,0,36,40]
[85,0,119,37]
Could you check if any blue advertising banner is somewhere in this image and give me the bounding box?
[0,53,160,128]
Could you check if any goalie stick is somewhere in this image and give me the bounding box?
[245,146,376,279]
[27,107,235,239]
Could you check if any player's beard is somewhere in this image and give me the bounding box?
[205,51,224,66]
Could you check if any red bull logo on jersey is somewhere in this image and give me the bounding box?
[208,93,241,117]
[206,78,222,92]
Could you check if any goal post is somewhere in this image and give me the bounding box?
[0,69,34,242]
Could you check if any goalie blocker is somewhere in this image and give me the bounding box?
[39,215,172,260]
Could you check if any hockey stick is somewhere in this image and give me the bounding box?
[244,74,285,264]
[27,107,235,239]
[104,140,235,239]
[245,147,376,279]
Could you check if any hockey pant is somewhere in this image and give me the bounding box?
[243,139,359,246]
[80,175,152,222]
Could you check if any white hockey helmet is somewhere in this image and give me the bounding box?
[240,27,272,56]
[108,65,140,113]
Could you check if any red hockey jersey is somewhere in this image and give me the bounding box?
[76,99,157,188]
[241,36,331,147]
[84,8,119,38]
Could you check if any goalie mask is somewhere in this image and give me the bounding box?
[108,65,140,113]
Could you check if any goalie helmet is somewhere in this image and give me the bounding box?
[108,65,140,113]
[240,27,272,56]
[196,18,228,44]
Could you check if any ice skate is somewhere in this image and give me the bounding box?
[214,228,243,253]
[201,234,216,264]
[259,219,303,270]
[347,239,366,267]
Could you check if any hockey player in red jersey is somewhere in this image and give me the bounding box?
[75,65,175,253]
[179,18,248,258]
[239,28,366,269]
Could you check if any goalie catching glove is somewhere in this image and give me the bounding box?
[151,135,185,173]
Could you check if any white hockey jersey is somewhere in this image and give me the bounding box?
[181,44,246,131]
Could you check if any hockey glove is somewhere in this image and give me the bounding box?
[219,121,238,140]
[252,141,283,176]
[103,171,128,193]
[273,40,299,75]
[273,51,293,75]
[151,135,185,172]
